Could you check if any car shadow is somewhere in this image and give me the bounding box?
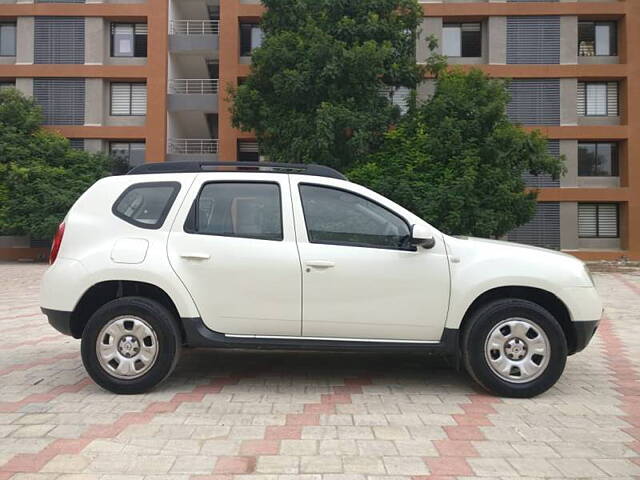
[169,347,474,393]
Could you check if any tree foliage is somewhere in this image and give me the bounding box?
[0,89,111,239]
[349,69,565,238]
[230,0,425,169]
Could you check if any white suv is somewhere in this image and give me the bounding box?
[40,162,602,397]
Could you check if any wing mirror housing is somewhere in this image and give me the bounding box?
[410,224,436,249]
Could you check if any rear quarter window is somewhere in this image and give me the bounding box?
[112,182,181,229]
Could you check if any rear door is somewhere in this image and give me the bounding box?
[167,173,302,336]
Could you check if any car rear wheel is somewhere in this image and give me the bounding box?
[81,297,181,394]
[462,298,567,398]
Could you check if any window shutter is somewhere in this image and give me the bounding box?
[134,24,148,35]
[598,204,618,237]
[131,84,147,115]
[607,81,618,116]
[577,82,586,116]
[111,84,131,115]
[134,23,148,57]
[507,202,560,249]
[238,141,259,153]
[34,17,85,64]
[507,79,560,125]
[33,78,85,125]
[578,204,618,238]
[69,139,84,150]
[578,204,597,237]
[507,16,560,64]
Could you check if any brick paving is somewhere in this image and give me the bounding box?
[0,262,638,479]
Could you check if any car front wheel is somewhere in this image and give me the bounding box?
[81,297,181,394]
[462,298,567,398]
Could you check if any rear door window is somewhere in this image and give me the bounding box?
[185,182,283,241]
[112,182,180,229]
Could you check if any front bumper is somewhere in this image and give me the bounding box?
[571,319,600,354]
[41,307,74,337]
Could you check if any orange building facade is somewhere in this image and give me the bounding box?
[0,0,638,260]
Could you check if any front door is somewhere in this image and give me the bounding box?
[168,174,302,336]
[290,176,450,341]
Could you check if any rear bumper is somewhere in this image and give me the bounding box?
[571,319,600,354]
[41,307,74,337]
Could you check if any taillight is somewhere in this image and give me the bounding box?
[49,222,65,265]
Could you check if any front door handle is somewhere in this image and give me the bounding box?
[180,253,211,261]
[305,260,335,269]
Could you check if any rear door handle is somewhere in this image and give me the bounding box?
[306,260,335,269]
[180,253,211,260]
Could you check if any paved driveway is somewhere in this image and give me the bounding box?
[0,263,638,480]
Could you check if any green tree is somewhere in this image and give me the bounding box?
[230,0,424,169]
[349,69,565,238]
[0,88,111,240]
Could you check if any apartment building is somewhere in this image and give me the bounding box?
[0,0,638,261]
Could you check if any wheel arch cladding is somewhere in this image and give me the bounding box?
[70,281,184,341]
[460,286,578,354]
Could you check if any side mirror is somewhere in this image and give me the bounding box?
[411,224,436,249]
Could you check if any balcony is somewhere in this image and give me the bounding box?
[167,138,219,162]
[168,79,218,113]
[169,20,219,55]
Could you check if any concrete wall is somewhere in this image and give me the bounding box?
[560,16,577,64]
[85,78,104,125]
[84,139,104,153]
[16,16,33,64]
[560,202,579,250]
[560,140,578,188]
[488,17,506,64]
[85,17,104,64]
[560,78,578,126]
[15,77,32,96]
[417,17,442,63]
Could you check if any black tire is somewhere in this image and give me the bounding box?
[81,296,181,394]
[462,298,567,398]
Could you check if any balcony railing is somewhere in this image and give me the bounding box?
[169,20,219,35]
[169,79,219,95]
[168,138,219,155]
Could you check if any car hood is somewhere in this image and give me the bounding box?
[442,235,592,288]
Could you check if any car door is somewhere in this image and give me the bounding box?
[290,175,450,341]
[167,173,302,336]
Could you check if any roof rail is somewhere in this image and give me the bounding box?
[127,161,347,180]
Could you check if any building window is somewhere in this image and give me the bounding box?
[240,23,262,56]
[0,81,15,91]
[0,23,16,56]
[578,203,618,238]
[238,141,260,162]
[578,81,618,117]
[578,21,616,56]
[578,142,619,177]
[110,141,146,167]
[110,83,147,116]
[442,23,481,57]
[111,23,147,58]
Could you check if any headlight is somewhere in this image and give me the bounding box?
[584,265,595,286]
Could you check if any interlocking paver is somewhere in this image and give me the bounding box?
[0,263,639,479]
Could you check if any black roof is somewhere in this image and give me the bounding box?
[127,161,347,181]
